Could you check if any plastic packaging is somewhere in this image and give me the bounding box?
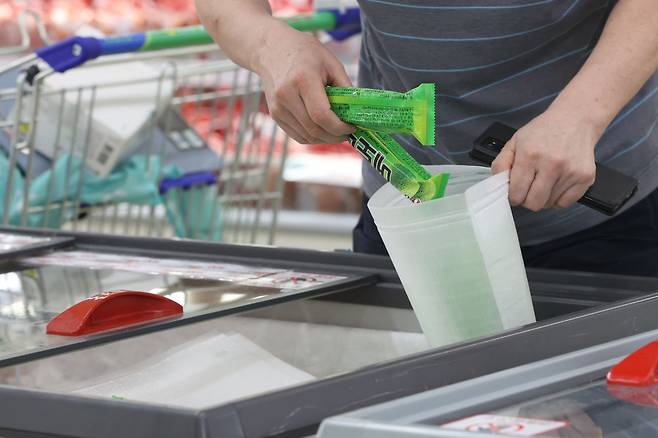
[368,165,536,347]
[327,84,436,146]
[0,152,221,239]
[348,129,448,202]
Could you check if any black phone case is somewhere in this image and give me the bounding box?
[471,122,638,216]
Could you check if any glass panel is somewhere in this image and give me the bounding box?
[0,250,348,361]
[442,381,658,437]
[0,297,429,410]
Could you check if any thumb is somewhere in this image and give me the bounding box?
[325,56,352,87]
[491,137,516,175]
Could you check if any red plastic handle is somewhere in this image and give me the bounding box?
[607,340,658,387]
[47,290,183,336]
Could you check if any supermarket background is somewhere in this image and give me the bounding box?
[0,0,362,250]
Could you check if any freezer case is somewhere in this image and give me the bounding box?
[0,227,657,438]
[318,309,658,438]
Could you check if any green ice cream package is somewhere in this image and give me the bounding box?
[327,83,436,146]
[348,128,449,202]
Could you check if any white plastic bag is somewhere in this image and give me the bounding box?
[368,165,536,347]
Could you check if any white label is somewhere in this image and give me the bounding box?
[442,414,567,436]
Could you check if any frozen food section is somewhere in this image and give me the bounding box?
[1,227,658,438]
[318,320,658,438]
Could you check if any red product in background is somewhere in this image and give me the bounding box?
[1,0,313,49]
[178,85,358,160]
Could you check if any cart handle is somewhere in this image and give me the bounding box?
[35,8,361,73]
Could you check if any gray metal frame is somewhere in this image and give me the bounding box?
[317,327,658,438]
[0,234,73,261]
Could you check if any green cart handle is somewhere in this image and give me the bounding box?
[35,8,361,73]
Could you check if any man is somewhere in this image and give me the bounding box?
[197,0,658,276]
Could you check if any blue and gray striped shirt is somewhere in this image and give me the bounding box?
[357,0,658,245]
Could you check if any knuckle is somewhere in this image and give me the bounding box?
[526,149,542,161]
[309,107,330,124]
[556,199,570,208]
[296,135,311,145]
[308,125,324,138]
[581,166,596,185]
[274,86,288,102]
[548,156,567,171]
[269,104,283,119]
[509,193,523,206]
[291,72,307,87]
[526,203,542,212]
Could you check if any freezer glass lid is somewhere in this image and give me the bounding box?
[0,294,429,410]
[0,249,351,362]
[439,380,658,437]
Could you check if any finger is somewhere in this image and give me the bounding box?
[325,57,353,88]
[299,79,354,137]
[547,163,596,208]
[278,119,310,144]
[554,184,589,209]
[546,174,575,208]
[288,93,347,143]
[492,139,516,175]
[523,170,560,212]
[272,105,311,143]
[508,152,536,206]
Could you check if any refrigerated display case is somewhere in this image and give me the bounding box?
[0,226,657,438]
[318,318,658,438]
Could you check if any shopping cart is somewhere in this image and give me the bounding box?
[0,8,361,244]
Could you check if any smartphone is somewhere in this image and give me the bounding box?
[471,122,638,216]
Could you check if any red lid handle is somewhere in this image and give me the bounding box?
[47,290,183,336]
[607,340,658,386]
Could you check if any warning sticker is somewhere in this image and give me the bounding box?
[442,414,567,436]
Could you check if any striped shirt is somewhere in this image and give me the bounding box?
[357,0,658,246]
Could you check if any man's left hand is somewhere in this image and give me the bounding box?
[491,106,602,212]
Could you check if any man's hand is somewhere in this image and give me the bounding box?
[195,0,354,145]
[253,20,355,144]
[492,104,601,212]
[491,0,658,212]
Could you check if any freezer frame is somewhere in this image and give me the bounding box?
[317,323,658,438]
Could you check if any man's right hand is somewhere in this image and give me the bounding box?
[252,20,355,144]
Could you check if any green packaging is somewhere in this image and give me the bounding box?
[327,83,436,146]
[349,128,448,202]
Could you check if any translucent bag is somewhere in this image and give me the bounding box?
[368,165,536,347]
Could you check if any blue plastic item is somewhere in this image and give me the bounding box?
[35,36,103,73]
[160,171,217,194]
[325,8,362,41]
[99,33,146,55]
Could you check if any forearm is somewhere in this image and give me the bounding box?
[195,0,281,71]
[550,0,658,133]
